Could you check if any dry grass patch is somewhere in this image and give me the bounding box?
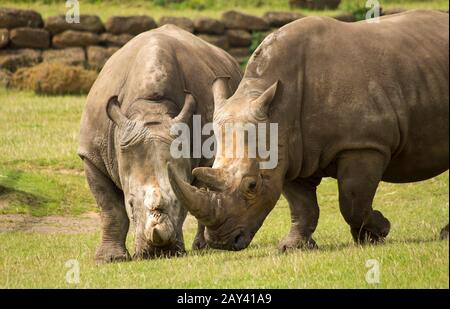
[11,63,97,95]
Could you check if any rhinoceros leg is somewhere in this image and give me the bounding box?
[337,150,391,245]
[84,160,131,263]
[278,176,322,252]
[192,222,208,251]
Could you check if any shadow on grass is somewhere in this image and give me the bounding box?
[184,236,448,261]
[0,185,49,208]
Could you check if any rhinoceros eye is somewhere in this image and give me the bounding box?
[144,121,161,126]
[119,120,149,150]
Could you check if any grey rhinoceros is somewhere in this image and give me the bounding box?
[78,25,242,262]
[168,10,449,251]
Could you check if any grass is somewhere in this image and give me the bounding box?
[0,174,448,288]
[1,0,448,21]
[0,88,95,216]
[0,89,448,288]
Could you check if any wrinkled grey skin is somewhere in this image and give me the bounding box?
[78,25,242,262]
[168,10,449,251]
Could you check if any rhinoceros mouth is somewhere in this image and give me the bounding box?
[133,240,186,260]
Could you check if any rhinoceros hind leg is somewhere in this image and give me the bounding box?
[440,224,449,240]
[278,176,322,252]
[337,150,390,245]
[192,223,209,250]
[84,160,130,263]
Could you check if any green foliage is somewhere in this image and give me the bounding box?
[250,31,266,54]
[339,0,370,21]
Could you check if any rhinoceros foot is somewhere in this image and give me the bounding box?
[94,244,131,263]
[351,210,391,245]
[278,235,318,253]
[192,234,208,251]
[440,224,449,240]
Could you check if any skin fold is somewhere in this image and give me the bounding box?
[78,25,242,262]
[168,10,449,251]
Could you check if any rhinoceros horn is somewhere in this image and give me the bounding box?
[172,92,196,124]
[167,163,219,225]
[212,76,231,111]
[192,167,228,191]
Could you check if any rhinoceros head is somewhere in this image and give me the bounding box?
[168,78,285,251]
[106,93,196,258]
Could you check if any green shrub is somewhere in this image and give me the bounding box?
[250,31,266,54]
[11,63,98,95]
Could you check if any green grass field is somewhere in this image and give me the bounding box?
[0,88,448,288]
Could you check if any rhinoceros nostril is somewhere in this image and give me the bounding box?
[233,232,247,251]
[248,181,257,191]
[151,227,165,246]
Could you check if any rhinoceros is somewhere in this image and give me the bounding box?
[168,10,449,251]
[78,25,242,262]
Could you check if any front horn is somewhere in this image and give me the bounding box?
[167,163,219,226]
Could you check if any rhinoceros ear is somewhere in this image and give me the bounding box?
[212,76,231,111]
[172,92,196,124]
[106,96,127,126]
[251,81,280,119]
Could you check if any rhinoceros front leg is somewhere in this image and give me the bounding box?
[337,150,391,244]
[278,177,322,252]
[84,160,130,263]
[192,222,208,250]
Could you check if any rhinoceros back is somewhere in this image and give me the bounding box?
[242,10,448,180]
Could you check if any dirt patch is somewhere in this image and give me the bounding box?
[0,213,199,234]
[0,212,100,234]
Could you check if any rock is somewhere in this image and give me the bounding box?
[0,8,43,29]
[100,33,133,47]
[0,29,8,48]
[193,17,225,34]
[0,48,41,71]
[42,48,85,66]
[87,46,118,70]
[0,69,12,87]
[52,30,100,48]
[221,10,269,31]
[226,29,252,47]
[11,62,98,95]
[44,15,104,35]
[197,34,228,50]
[159,16,194,33]
[289,0,341,10]
[263,11,304,27]
[228,47,251,59]
[105,16,157,35]
[334,14,357,22]
[9,27,50,49]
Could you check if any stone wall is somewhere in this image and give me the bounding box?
[0,7,424,75]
